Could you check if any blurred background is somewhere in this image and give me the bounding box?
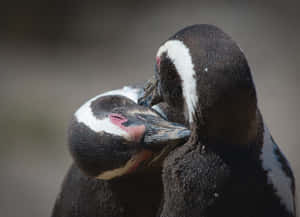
[1,0,299,216]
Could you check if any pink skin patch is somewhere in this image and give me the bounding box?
[109,113,153,174]
[109,113,146,142]
[156,56,161,69]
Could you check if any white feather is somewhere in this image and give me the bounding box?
[157,40,198,123]
[260,124,294,214]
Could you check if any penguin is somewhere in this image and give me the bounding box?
[139,24,296,217]
[51,85,190,217]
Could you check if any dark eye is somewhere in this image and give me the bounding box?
[109,113,127,124]
[111,114,123,120]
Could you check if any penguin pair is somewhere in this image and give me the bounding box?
[52,24,296,217]
[52,85,190,217]
[140,24,296,217]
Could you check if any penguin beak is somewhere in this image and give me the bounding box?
[141,113,190,151]
[138,76,163,107]
[137,77,189,150]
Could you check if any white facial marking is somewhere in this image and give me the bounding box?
[204,67,208,72]
[75,85,166,136]
[157,40,198,123]
[75,86,140,136]
[260,125,295,214]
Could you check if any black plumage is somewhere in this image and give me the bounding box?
[51,163,163,217]
[52,89,190,217]
[142,24,296,217]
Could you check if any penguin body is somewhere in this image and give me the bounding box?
[141,24,296,217]
[52,163,163,217]
[160,122,295,217]
[52,85,190,217]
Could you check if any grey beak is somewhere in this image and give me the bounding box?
[142,114,190,151]
[138,77,189,163]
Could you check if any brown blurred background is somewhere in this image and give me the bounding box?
[0,0,299,216]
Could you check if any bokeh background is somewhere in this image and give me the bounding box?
[1,1,299,216]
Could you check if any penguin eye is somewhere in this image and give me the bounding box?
[109,113,128,125]
[110,114,123,120]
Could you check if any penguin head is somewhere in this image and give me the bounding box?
[140,24,258,146]
[69,94,190,180]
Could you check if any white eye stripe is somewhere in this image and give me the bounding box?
[74,86,141,136]
[74,86,166,136]
[157,40,198,123]
[97,86,141,103]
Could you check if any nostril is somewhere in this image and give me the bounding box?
[137,115,146,121]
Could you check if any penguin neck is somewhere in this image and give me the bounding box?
[188,96,262,161]
[108,167,163,217]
